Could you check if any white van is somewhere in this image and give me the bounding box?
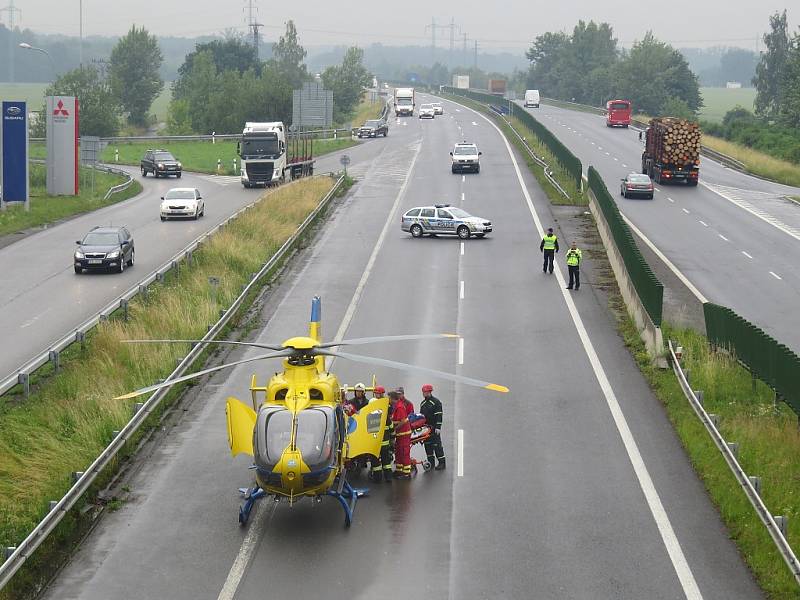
[525,90,540,108]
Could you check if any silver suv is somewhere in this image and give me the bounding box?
[450,143,481,174]
[401,204,492,239]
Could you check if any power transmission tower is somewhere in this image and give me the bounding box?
[244,0,263,58]
[448,18,460,68]
[425,18,436,64]
[462,33,467,67]
[1,0,22,83]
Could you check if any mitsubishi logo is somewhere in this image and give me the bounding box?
[53,100,69,116]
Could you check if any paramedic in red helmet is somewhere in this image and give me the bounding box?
[420,384,445,470]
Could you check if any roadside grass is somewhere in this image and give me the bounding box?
[350,95,387,128]
[702,135,800,188]
[151,85,172,123]
[441,93,586,206]
[0,176,335,599]
[699,87,757,123]
[0,164,142,237]
[43,138,357,176]
[621,320,800,598]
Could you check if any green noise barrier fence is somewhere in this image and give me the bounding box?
[442,86,583,188]
[704,303,800,414]
[588,167,663,326]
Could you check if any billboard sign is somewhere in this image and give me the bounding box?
[1,100,29,206]
[46,96,79,196]
[292,82,333,128]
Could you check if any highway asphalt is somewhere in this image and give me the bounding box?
[0,143,373,383]
[41,96,763,599]
[523,101,800,351]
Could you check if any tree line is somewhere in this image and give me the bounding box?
[525,21,702,118]
[33,22,372,137]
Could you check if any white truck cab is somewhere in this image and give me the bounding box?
[394,88,415,116]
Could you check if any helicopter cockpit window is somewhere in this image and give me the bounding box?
[274,388,288,401]
[295,407,335,471]
[260,408,293,465]
[309,388,324,401]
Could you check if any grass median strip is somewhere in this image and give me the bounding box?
[0,176,335,597]
[621,320,800,598]
[0,164,142,238]
[441,93,586,206]
[31,138,358,177]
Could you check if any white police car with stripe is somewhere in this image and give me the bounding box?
[401,204,492,239]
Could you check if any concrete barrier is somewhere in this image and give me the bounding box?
[587,185,664,358]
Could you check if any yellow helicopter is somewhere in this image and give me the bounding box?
[116,297,508,526]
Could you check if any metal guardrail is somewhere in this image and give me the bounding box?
[0,174,345,590]
[668,339,800,586]
[99,165,135,200]
[29,128,353,145]
[487,104,571,200]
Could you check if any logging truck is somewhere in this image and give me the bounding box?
[641,117,700,186]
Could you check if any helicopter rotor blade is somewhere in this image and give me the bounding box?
[316,349,509,393]
[122,339,286,351]
[317,333,458,349]
[113,348,294,400]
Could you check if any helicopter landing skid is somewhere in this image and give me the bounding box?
[238,486,266,525]
[327,479,368,527]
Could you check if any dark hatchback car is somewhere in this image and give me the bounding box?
[620,173,654,199]
[74,226,135,274]
[357,119,388,138]
[141,149,182,178]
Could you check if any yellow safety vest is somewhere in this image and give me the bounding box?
[566,248,581,266]
[542,234,557,250]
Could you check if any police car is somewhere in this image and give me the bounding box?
[450,142,481,173]
[401,204,492,239]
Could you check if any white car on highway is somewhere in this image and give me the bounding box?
[419,104,436,119]
[160,188,205,221]
[431,102,444,115]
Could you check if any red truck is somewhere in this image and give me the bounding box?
[488,79,507,95]
[606,99,632,127]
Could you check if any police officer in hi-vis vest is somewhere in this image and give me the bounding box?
[566,241,582,290]
[540,227,559,274]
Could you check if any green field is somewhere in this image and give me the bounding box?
[699,87,757,122]
[0,83,173,122]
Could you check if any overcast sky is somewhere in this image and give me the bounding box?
[5,0,796,52]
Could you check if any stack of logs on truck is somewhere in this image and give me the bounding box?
[641,117,701,186]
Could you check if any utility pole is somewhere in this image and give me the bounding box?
[244,0,263,58]
[462,33,467,67]
[1,0,22,83]
[425,18,436,64]
[448,18,457,68]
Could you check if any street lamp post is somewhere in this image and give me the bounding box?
[19,42,56,79]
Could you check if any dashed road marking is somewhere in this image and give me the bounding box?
[770,271,782,280]
[699,221,708,227]
[668,198,674,203]
[719,234,729,241]
[460,242,464,256]
[605,151,610,156]
[462,175,465,183]
[622,163,628,168]
[458,337,464,365]
[742,251,753,259]
[457,429,464,477]
[682,208,690,214]
[613,157,618,161]
[461,192,465,201]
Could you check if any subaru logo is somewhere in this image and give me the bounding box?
[6,106,22,117]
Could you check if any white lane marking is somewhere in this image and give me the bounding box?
[461,192,465,202]
[699,221,708,227]
[458,337,464,365]
[457,429,464,477]
[598,146,603,150]
[682,208,690,214]
[216,502,271,600]
[217,143,423,599]
[613,157,618,161]
[621,213,708,303]
[742,251,753,259]
[701,182,800,243]
[590,141,595,145]
[668,198,675,203]
[462,175,465,183]
[718,234,729,242]
[605,152,610,156]
[472,121,478,126]
[622,163,628,168]
[459,280,465,300]
[770,271,782,280]
[460,241,464,256]
[469,100,704,598]
[654,187,661,192]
